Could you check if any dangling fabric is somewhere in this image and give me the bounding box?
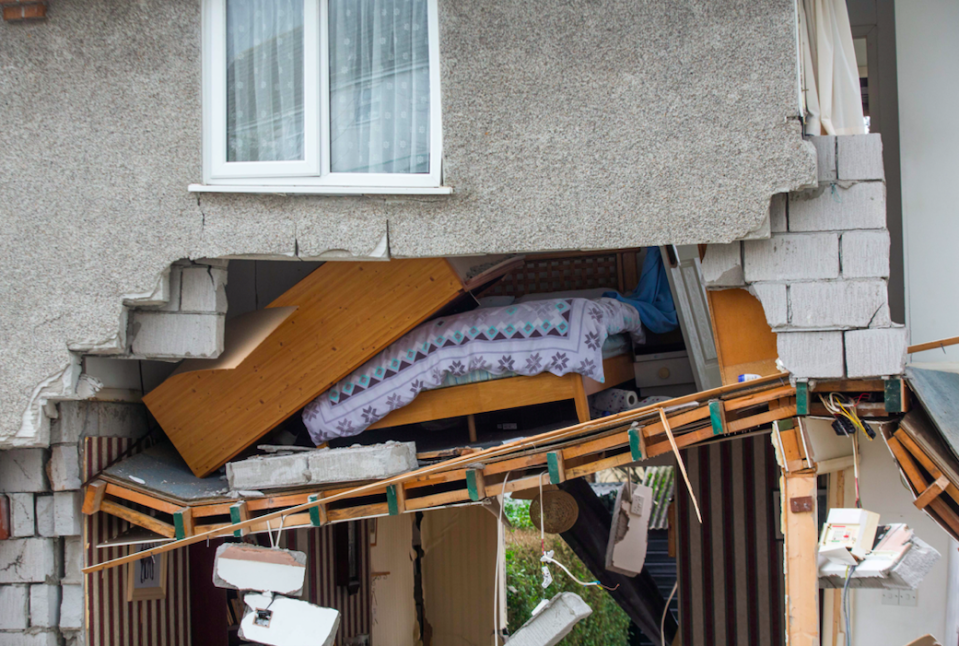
[603,247,678,335]
[799,0,866,136]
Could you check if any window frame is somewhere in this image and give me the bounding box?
[201,0,444,192]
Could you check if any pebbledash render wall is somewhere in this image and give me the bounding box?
[702,134,907,379]
[0,0,817,446]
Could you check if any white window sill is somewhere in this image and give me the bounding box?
[188,184,453,196]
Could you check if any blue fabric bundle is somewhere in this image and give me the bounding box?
[603,247,678,334]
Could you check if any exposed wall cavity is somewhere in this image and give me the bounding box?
[0,0,815,444]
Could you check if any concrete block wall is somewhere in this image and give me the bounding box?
[126,259,228,360]
[702,134,906,379]
[0,401,149,644]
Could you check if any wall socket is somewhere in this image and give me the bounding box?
[881,589,918,606]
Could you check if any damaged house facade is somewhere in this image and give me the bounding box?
[1,0,958,645]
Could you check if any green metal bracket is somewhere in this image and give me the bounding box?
[387,485,401,516]
[628,427,643,461]
[547,452,563,485]
[796,380,809,416]
[308,494,322,527]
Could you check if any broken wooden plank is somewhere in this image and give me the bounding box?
[145,259,465,477]
[894,429,959,507]
[173,507,195,540]
[386,484,406,516]
[547,452,566,485]
[724,384,797,411]
[727,404,797,433]
[104,483,182,515]
[81,481,107,515]
[466,469,486,501]
[230,502,250,538]
[99,500,176,539]
[914,475,950,510]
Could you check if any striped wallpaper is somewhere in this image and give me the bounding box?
[285,524,372,643]
[83,436,191,646]
[677,434,786,646]
[84,437,372,646]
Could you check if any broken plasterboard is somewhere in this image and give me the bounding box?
[604,483,654,576]
[213,544,307,596]
[226,441,418,491]
[239,592,339,646]
[506,592,592,646]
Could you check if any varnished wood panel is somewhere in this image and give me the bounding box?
[707,288,779,385]
[144,259,464,477]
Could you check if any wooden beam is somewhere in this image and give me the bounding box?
[783,473,819,646]
[81,481,107,515]
[907,335,959,354]
[386,484,407,516]
[466,469,487,501]
[173,507,195,540]
[708,400,727,435]
[572,376,591,424]
[658,409,701,523]
[727,404,797,433]
[894,429,959,507]
[887,437,959,537]
[230,502,250,537]
[99,500,176,539]
[104,484,182,515]
[467,414,478,444]
[547,452,566,485]
[642,405,710,438]
[914,475,950,510]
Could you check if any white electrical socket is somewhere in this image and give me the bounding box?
[881,589,900,606]
[899,590,918,607]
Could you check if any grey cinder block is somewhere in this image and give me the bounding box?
[0,585,29,630]
[9,493,36,537]
[841,230,890,279]
[0,633,60,646]
[30,584,61,628]
[62,538,83,585]
[180,266,228,314]
[788,281,888,329]
[845,327,907,378]
[837,134,884,181]
[226,442,418,491]
[749,283,788,328]
[59,584,84,631]
[53,492,83,537]
[0,539,57,584]
[743,233,839,282]
[48,445,81,492]
[54,402,97,444]
[777,332,845,379]
[770,194,787,233]
[129,311,224,359]
[35,496,55,538]
[809,135,837,182]
[789,182,885,232]
[0,450,49,493]
[701,243,743,288]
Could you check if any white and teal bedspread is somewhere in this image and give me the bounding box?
[302,297,644,443]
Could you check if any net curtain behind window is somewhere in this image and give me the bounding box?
[329,0,432,174]
[226,0,306,162]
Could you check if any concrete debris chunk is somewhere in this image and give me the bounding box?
[604,484,653,576]
[239,592,340,646]
[506,592,592,646]
[226,441,417,491]
[0,449,49,493]
[213,544,307,596]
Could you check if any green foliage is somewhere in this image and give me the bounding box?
[504,499,630,645]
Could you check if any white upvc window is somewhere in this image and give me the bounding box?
[199,0,444,194]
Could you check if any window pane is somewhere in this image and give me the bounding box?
[227,0,305,162]
[329,0,431,174]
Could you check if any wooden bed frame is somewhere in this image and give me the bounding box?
[367,352,636,430]
[367,249,643,433]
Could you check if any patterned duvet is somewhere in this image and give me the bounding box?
[302,297,644,443]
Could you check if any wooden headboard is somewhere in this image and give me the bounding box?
[479,249,641,298]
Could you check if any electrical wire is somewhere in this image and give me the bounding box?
[842,562,860,646]
[493,470,514,645]
[820,393,867,507]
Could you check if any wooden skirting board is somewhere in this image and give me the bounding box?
[86,375,811,546]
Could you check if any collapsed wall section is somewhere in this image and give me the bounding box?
[702,134,906,380]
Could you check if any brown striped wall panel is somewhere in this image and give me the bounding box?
[84,437,372,645]
[677,436,785,646]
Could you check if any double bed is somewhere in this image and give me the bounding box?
[302,250,646,444]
